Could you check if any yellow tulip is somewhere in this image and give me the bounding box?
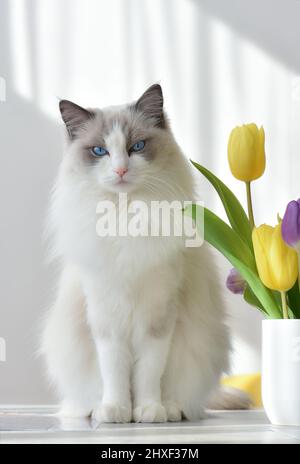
[252,223,298,292]
[228,123,266,182]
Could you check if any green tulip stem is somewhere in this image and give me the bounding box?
[245,181,255,230]
[280,291,288,319]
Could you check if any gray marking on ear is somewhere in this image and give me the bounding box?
[135,84,165,129]
[59,100,94,139]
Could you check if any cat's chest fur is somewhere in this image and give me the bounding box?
[54,186,186,277]
[54,187,185,333]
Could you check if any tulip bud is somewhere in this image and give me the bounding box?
[281,199,300,249]
[252,223,298,292]
[228,124,266,182]
[226,268,246,294]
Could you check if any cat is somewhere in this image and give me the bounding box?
[41,84,250,423]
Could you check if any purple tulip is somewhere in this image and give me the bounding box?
[282,199,300,248]
[226,268,246,295]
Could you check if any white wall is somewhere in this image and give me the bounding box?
[1,0,300,404]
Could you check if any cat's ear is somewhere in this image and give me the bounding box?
[59,100,94,139]
[135,84,165,128]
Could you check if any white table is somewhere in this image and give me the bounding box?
[1,407,300,444]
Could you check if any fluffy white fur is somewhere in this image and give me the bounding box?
[42,85,247,423]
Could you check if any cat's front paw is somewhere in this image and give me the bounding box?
[92,403,132,424]
[133,402,167,423]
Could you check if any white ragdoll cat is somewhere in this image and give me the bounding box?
[42,84,249,423]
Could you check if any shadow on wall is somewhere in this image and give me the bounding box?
[0,0,61,403]
[197,0,300,72]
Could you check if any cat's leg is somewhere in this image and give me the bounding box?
[41,267,100,417]
[162,322,213,421]
[132,315,176,423]
[132,335,170,423]
[91,333,132,423]
[84,277,132,424]
[160,361,183,422]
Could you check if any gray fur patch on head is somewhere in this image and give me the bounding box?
[135,84,165,129]
[59,85,172,166]
[73,105,165,163]
[59,100,95,139]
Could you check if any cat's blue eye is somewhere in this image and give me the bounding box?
[91,146,108,157]
[131,140,145,153]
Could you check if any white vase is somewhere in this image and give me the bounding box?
[262,319,300,425]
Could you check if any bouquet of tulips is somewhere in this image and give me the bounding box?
[187,124,300,319]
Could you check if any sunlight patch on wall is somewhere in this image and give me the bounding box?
[10,0,33,101]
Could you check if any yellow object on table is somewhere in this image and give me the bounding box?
[222,373,262,408]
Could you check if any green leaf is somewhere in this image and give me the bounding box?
[186,204,255,269]
[243,284,268,316]
[190,160,253,249]
[234,261,281,318]
[287,281,300,319]
[185,204,282,319]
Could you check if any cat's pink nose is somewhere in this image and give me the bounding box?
[114,167,128,178]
